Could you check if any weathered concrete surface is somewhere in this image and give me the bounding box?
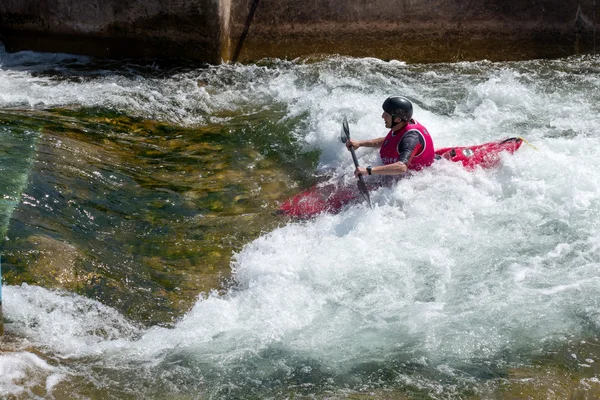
[228,0,599,62]
[0,0,227,62]
[0,0,598,63]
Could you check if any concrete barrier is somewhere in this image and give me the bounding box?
[0,0,227,61]
[0,0,598,64]
[228,0,598,62]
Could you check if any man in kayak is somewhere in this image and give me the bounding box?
[346,96,435,177]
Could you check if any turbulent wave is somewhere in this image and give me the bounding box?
[2,48,600,397]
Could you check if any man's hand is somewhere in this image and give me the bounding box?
[346,139,361,151]
[354,166,367,178]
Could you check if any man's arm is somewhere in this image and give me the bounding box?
[354,131,422,177]
[346,137,386,150]
[355,162,407,176]
[396,131,423,165]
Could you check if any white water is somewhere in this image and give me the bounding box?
[2,48,600,397]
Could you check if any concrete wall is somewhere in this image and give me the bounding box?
[0,0,225,61]
[0,0,598,63]
[228,0,599,62]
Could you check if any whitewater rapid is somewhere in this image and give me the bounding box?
[2,48,600,397]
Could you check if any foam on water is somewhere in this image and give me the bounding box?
[2,50,600,396]
[0,351,64,397]
[5,284,139,355]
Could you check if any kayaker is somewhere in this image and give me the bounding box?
[346,96,435,177]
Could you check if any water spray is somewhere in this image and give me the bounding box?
[1,254,3,336]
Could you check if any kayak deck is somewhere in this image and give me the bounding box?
[435,137,523,170]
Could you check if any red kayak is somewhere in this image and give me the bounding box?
[279,137,523,219]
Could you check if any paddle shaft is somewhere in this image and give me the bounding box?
[341,117,371,207]
[342,117,362,173]
[348,146,366,182]
[348,145,359,168]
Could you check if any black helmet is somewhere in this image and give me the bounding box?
[382,96,413,122]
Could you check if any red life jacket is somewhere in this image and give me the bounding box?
[379,120,435,171]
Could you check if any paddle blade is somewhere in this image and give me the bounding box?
[357,176,372,208]
[343,116,350,139]
[340,116,351,143]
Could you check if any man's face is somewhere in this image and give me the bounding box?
[382,111,393,128]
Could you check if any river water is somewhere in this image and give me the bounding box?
[1,47,600,398]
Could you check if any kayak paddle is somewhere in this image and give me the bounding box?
[340,116,372,208]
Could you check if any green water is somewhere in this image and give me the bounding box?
[0,114,38,239]
[0,107,319,325]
